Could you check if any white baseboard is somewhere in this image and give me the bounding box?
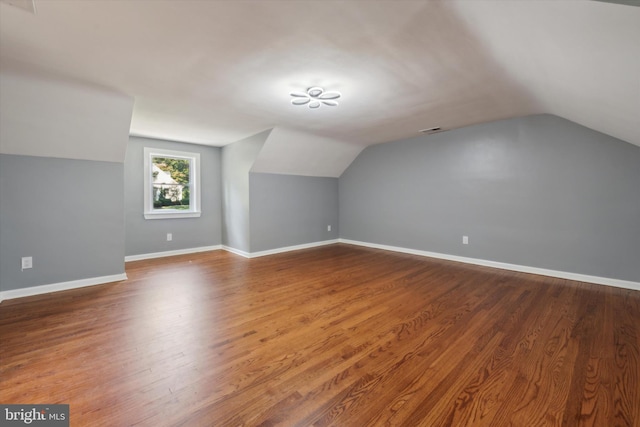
[0,273,128,302]
[221,245,251,258]
[125,245,222,262]
[6,239,634,303]
[223,240,339,258]
[339,239,640,292]
[249,239,340,258]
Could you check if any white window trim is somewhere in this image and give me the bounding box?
[143,147,201,220]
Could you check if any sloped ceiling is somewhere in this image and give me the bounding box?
[0,70,133,162]
[0,0,638,169]
[252,128,363,177]
[450,0,640,151]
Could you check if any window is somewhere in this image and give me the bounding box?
[144,147,201,219]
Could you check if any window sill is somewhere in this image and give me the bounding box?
[144,211,201,220]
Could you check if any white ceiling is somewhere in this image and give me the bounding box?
[0,0,639,160]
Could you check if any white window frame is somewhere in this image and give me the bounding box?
[143,147,201,220]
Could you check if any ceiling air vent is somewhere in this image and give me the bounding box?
[592,0,640,7]
[419,127,446,135]
[0,0,36,14]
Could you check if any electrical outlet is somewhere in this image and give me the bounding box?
[327,225,332,232]
[462,236,469,245]
[21,256,33,270]
[167,233,172,241]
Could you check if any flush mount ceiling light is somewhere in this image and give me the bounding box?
[290,87,341,109]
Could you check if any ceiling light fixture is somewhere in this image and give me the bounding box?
[290,87,341,109]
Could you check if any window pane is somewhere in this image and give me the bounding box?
[152,157,191,210]
[144,147,201,219]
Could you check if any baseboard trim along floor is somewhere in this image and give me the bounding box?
[2,238,637,302]
[124,245,223,262]
[0,273,128,302]
[338,238,640,292]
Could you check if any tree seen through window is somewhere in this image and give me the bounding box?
[152,157,191,210]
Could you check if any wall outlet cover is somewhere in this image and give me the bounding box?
[21,256,33,270]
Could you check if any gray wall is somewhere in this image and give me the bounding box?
[0,154,125,292]
[125,137,222,256]
[221,130,270,252]
[339,114,640,282]
[250,173,339,252]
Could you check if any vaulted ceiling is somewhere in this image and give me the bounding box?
[1,0,638,173]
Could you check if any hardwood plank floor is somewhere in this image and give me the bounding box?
[1,244,638,426]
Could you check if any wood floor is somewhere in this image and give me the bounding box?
[1,245,639,426]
